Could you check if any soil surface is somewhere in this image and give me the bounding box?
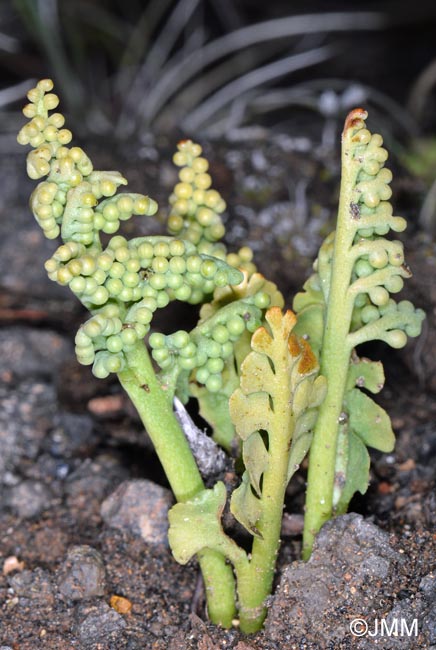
[0,124,435,650]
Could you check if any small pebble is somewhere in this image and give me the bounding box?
[377,481,394,494]
[100,479,173,545]
[9,568,54,605]
[398,458,416,471]
[57,545,106,601]
[110,594,133,615]
[87,394,125,416]
[2,556,24,575]
[424,603,436,644]
[7,480,51,518]
[65,456,128,518]
[420,573,436,599]
[75,601,126,644]
[46,411,95,457]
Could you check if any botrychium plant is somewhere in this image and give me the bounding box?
[18,81,425,634]
[293,109,425,559]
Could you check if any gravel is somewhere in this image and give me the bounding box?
[101,479,174,545]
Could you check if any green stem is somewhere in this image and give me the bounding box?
[118,341,236,626]
[332,421,350,514]
[302,345,351,559]
[236,358,294,633]
[302,136,358,560]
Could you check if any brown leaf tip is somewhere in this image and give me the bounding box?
[343,108,368,136]
[265,307,296,336]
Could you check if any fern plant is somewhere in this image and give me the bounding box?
[170,307,326,632]
[293,109,425,558]
[17,79,283,628]
[18,82,424,634]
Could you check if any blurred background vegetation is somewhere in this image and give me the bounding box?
[1,1,435,135]
[1,0,436,229]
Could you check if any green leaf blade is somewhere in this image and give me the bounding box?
[243,431,269,496]
[346,388,395,452]
[229,390,272,441]
[334,430,371,515]
[346,358,385,394]
[230,471,262,537]
[168,482,243,566]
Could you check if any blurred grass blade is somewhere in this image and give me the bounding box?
[182,46,335,132]
[140,11,386,128]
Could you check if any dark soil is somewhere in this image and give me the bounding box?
[0,125,435,650]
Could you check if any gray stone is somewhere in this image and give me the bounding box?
[57,545,106,601]
[0,327,72,379]
[65,456,128,518]
[45,412,95,458]
[424,603,436,644]
[420,573,436,600]
[0,380,57,476]
[7,479,51,518]
[266,514,436,648]
[75,601,126,645]
[101,479,173,544]
[266,514,406,646]
[9,568,54,605]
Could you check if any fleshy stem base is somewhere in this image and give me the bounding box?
[118,341,236,627]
